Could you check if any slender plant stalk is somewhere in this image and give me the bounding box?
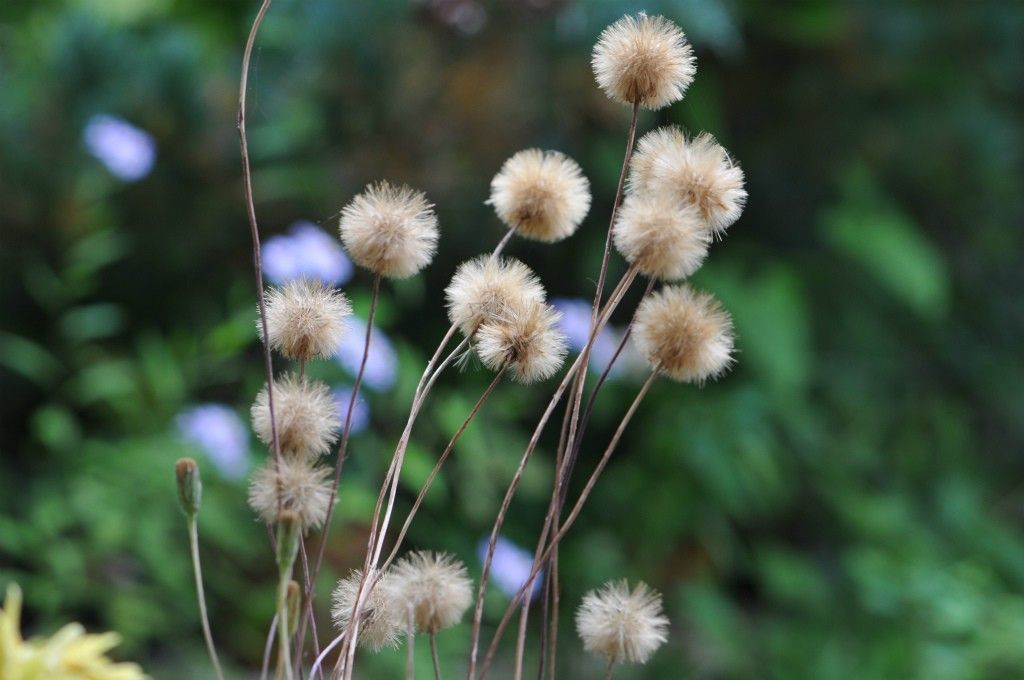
[261,614,278,680]
[603,658,616,680]
[276,573,294,680]
[309,630,344,680]
[406,616,415,680]
[467,266,638,678]
[430,633,443,680]
[478,371,659,679]
[187,516,225,680]
[295,537,321,678]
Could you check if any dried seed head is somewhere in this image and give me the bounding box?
[475,299,568,384]
[575,580,669,665]
[392,551,473,634]
[633,285,734,383]
[261,278,352,360]
[444,256,546,337]
[488,149,591,243]
[629,128,746,237]
[331,570,404,650]
[613,192,710,281]
[592,13,696,110]
[247,457,334,531]
[250,374,340,459]
[339,181,439,278]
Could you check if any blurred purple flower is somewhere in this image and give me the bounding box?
[262,221,353,286]
[335,317,398,392]
[176,404,250,480]
[478,536,542,600]
[551,297,623,377]
[332,386,370,434]
[83,114,156,182]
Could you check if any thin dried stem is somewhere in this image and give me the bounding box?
[295,537,321,678]
[261,614,278,680]
[603,658,616,680]
[478,371,659,679]
[430,633,443,680]
[187,517,225,680]
[406,614,416,680]
[309,630,344,680]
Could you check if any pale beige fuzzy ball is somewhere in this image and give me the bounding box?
[391,551,472,634]
[575,580,669,665]
[331,570,405,650]
[475,299,568,384]
[613,191,710,281]
[632,285,734,383]
[339,181,439,278]
[444,256,546,337]
[261,278,352,360]
[250,374,340,459]
[592,13,696,110]
[488,149,591,243]
[629,128,746,238]
[247,457,334,531]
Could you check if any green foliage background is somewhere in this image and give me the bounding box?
[1,1,1023,677]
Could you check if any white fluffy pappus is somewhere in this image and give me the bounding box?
[262,278,352,360]
[475,299,568,384]
[613,191,710,281]
[575,580,669,665]
[247,456,334,531]
[250,374,341,459]
[444,256,546,337]
[338,181,439,278]
[488,149,591,243]
[391,551,473,634]
[331,570,405,650]
[591,13,696,110]
[632,285,734,383]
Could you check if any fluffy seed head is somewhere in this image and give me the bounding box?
[488,149,591,243]
[445,256,546,337]
[575,580,669,665]
[247,457,334,531]
[613,192,710,280]
[339,181,439,278]
[629,128,746,237]
[262,278,352,360]
[392,551,472,634]
[251,374,340,459]
[592,13,696,110]
[475,300,568,384]
[633,285,734,383]
[331,570,404,650]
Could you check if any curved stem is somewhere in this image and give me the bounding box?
[309,631,344,680]
[261,614,278,680]
[430,633,442,680]
[188,517,225,680]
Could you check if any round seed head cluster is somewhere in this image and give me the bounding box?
[613,192,709,280]
[331,570,404,650]
[575,580,669,665]
[475,300,568,384]
[247,457,334,530]
[633,285,734,383]
[592,13,696,110]
[250,374,340,459]
[392,551,473,634]
[629,128,746,238]
[262,278,352,360]
[339,181,439,278]
[445,256,546,337]
[488,149,591,243]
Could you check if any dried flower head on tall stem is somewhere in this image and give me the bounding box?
[331,570,405,651]
[392,551,473,635]
[613,192,710,280]
[250,374,340,459]
[248,457,334,531]
[445,256,546,337]
[262,278,352,361]
[476,299,568,384]
[575,580,669,668]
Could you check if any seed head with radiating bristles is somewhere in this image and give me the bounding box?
[592,13,696,110]
[633,285,734,383]
[613,191,710,281]
[261,278,352,360]
[392,551,473,634]
[575,580,669,665]
[339,181,439,278]
[250,374,340,459]
[331,570,405,650]
[475,299,568,384]
[247,457,334,530]
[629,128,746,238]
[444,256,546,337]
[488,149,591,243]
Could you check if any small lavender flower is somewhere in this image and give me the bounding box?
[477,536,542,600]
[551,298,623,377]
[332,386,370,434]
[176,404,250,480]
[335,317,398,392]
[83,114,156,182]
[262,221,354,286]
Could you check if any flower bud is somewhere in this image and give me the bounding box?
[286,579,302,633]
[276,510,301,574]
[175,458,202,517]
